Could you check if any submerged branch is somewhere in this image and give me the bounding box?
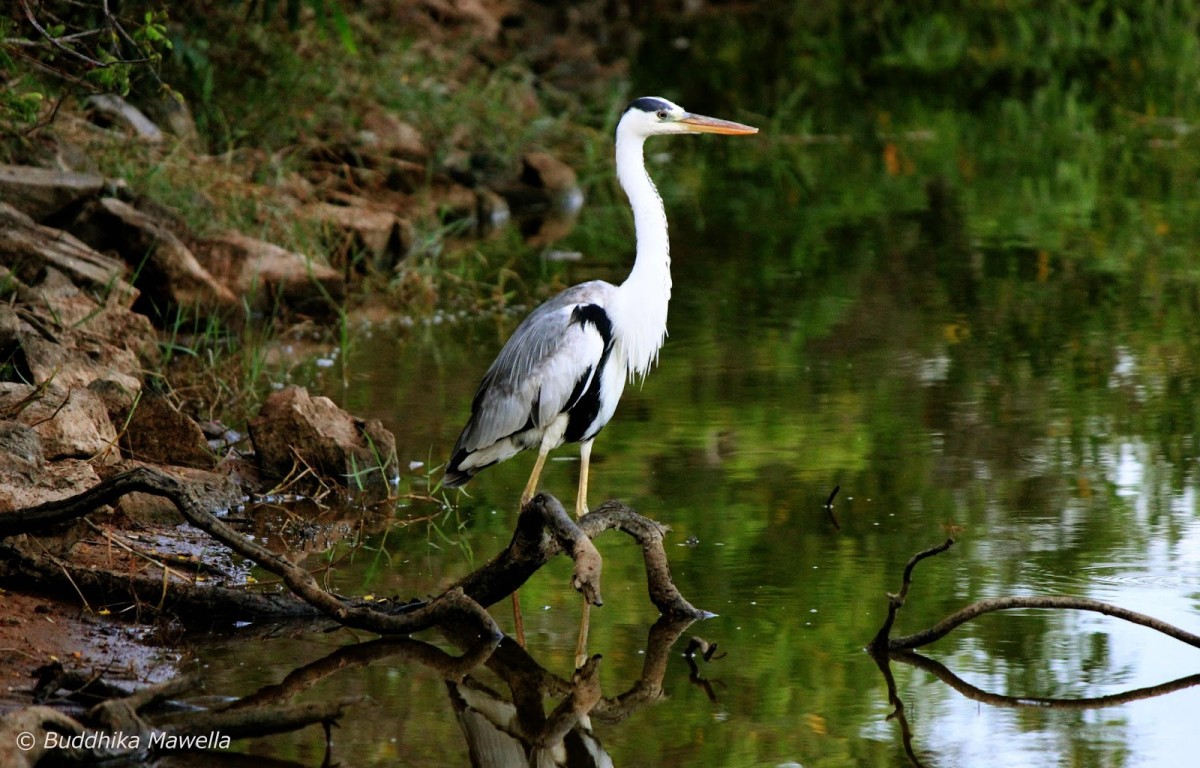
[889,595,1200,652]
[869,538,1200,653]
[869,538,1200,768]
[868,538,954,654]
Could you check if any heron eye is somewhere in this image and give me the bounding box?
[655,110,669,120]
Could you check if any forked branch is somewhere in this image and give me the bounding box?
[869,538,1200,654]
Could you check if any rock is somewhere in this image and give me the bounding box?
[197,231,345,318]
[0,209,157,378]
[0,421,43,473]
[420,0,501,40]
[520,151,579,195]
[67,197,237,317]
[434,182,483,227]
[300,201,408,272]
[0,165,108,221]
[358,113,419,157]
[0,383,119,464]
[138,92,200,144]
[0,203,138,307]
[86,94,164,143]
[381,157,428,194]
[0,303,143,396]
[115,391,215,470]
[496,153,584,246]
[359,108,429,159]
[249,385,398,490]
[476,187,511,233]
[111,462,243,526]
[87,378,137,424]
[0,456,100,514]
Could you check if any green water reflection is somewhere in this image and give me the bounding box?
[200,8,1200,766]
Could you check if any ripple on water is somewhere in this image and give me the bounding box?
[1072,563,1200,590]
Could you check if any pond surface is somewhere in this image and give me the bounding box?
[196,14,1200,768]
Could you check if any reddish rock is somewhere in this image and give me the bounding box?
[520,151,579,194]
[0,303,143,396]
[0,203,138,307]
[0,456,101,514]
[359,108,429,159]
[300,201,408,271]
[67,197,237,317]
[0,383,119,464]
[118,392,215,470]
[197,231,345,317]
[249,386,398,490]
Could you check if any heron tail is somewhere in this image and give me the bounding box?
[443,447,490,488]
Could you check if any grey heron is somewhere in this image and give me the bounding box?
[445,96,757,649]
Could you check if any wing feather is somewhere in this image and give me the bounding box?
[452,281,617,459]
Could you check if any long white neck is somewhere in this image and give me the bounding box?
[613,126,671,380]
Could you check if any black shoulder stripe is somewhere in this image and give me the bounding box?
[563,365,594,413]
[571,304,613,346]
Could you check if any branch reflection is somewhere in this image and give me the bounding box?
[870,646,1200,768]
[187,614,705,766]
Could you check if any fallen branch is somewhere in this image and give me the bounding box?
[3,469,705,659]
[869,538,1200,654]
[889,595,1200,652]
[2,466,502,640]
[449,494,705,619]
[0,537,322,622]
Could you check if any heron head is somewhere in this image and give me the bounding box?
[621,96,758,138]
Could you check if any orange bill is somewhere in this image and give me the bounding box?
[679,113,759,135]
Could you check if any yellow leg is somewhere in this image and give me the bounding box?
[521,447,550,506]
[574,440,594,668]
[575,439,592,518]
[514,447,549,648]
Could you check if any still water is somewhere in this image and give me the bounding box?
[196,110,1200,766]
[198,19,1200,764]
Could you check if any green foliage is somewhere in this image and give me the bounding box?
[241,0,356,50]
[636,1,1200,128]
[1,2,173,96]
